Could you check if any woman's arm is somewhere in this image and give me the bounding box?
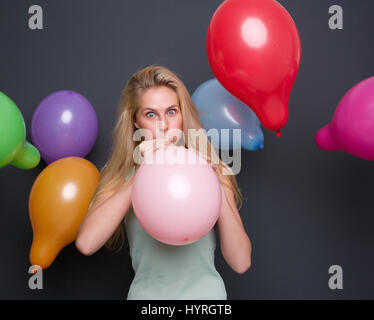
[75,139,170,256]
[75,174,134,256]
[217,182,252,274]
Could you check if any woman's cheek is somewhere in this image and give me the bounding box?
[175,114,183,130]
[140,120,157,139]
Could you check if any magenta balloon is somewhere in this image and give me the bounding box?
[131,145,222,246]
[315,76,374,161]
[31,90,98,164]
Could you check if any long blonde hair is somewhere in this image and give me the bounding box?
[89,64,244,252]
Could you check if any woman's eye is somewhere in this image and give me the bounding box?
[146,112,155,118]
[168,109,176,115]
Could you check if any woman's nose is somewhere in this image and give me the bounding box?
[157,118,168,131]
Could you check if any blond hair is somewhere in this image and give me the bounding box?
[89,64,244,252]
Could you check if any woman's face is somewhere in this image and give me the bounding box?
[134,86,183,141]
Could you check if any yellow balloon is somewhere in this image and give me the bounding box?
[28,157,99,270]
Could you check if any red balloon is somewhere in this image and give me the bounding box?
[206,0,301,136]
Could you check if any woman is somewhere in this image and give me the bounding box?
[75,65,252,299]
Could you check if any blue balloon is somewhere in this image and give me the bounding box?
[192,78,264,151]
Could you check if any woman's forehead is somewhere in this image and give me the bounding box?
[140,86,178,104]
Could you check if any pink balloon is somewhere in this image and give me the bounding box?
[315,76,374,161]
[131,145,222,245]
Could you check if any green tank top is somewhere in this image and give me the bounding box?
[124,166,227,300]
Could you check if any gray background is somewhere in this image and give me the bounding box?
[0,0,373,299]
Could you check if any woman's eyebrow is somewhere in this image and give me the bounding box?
[142,105,179,111]
[167,104,180,109]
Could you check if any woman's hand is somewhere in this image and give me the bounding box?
[139,138,173,157]
[135,138,174,172]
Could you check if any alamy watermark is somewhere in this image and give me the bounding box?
[328,265,343,290]
[328,5,343,30]
[28,265,43,290]
[28,5,43,30]
[132,124,242,175]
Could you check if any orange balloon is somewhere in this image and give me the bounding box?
[28,157,99,270]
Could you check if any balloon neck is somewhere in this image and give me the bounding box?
[30,237,59,269]
[275,129,281,137]
[11,140,40,169]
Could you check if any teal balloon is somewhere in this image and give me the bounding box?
[192,79,264,151]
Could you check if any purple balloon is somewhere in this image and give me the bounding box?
[31,90,98,164]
